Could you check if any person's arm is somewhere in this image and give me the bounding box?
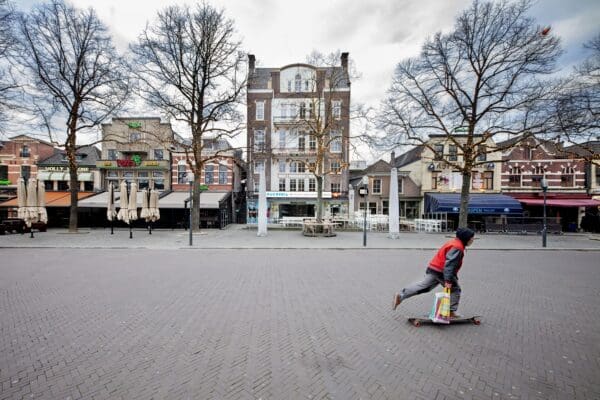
[443,248,463,286]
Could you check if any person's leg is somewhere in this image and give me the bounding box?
[450,282,461,313]
[393,272,439,309]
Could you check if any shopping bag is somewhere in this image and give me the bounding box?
[429,288,451,324]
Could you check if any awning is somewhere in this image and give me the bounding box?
[38,172,93,181]
[159,191,229,209]
[518,198,600,207]
[78,191,148,208]
[425,193,523,215]
[0,191,95,207]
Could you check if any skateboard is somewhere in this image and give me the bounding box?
[407,315,481,327]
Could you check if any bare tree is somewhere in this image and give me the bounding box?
[377,0,561,227]
[130,2,245,231]
[15,0,130,231]
[0,0,19,132]
[553,34,600,154]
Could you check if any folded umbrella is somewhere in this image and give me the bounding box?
[117,180,129,224]
[37,179,47,224]
[128,181,138,221]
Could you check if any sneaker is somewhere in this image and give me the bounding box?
[449,312,463,319]
[392,293,402,310]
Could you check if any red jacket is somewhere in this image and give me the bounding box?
[428,238,466,282]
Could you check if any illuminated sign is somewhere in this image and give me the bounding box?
[144,161,159,166]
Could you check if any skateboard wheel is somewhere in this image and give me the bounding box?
[473,319,480,325]
[413,321,421,327]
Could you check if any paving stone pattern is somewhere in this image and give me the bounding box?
[1,249,599,399]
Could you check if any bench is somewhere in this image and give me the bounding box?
[280,217,305,228]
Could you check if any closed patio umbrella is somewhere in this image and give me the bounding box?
[128,181,138,221]
[37,179,47,224]
[106,183,116,221]
[117,180,129,224]
[17,177,27,220]
[149,189,160,222]
[140,188,150,221]
[25,178,38,227]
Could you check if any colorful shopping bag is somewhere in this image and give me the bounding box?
[429,288,451,324]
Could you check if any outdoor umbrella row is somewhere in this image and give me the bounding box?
[107,182,160,231]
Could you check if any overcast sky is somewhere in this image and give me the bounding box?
[13,0,600,161]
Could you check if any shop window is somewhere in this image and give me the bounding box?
[0,165,7,180]
[58,181,69,191]
[44,181,53,191]
[152,171,164,190]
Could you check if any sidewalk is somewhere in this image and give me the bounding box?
[2,224,600,250]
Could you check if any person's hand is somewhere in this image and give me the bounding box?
[444,282,452,289]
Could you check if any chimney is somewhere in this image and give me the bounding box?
[391,151,395,166]
[341,52,349,71]
[248,54,256,74]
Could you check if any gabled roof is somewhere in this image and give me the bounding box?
[363,159,392,174]
[563,141,600,158]
[7,134,54,147]
[393,146,423,168]
[38,145,101,166]
[497,134,564,157]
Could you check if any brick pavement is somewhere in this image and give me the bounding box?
[1,249,599,399]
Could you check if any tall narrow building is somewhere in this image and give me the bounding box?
[246,53,351,223]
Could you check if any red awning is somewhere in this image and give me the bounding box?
[518,198,600,207]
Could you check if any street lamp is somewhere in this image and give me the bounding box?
[187,172,194,246]
[359,176,369,247]
[541,177,548,248]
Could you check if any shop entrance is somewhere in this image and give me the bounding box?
[279,203,315,218]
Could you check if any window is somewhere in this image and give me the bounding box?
[372,179,381,194]
[130,131,141,142]
[295,74,302,92]
[483,171,493,190]
[279,178,286,191]
[279,130,286,149]
[434,144,444,160]
[289,162,297,173]
[287,80,292,92]
[448,145,457,161]
[359,202,366,211]
[84,181,94,191]
[309,102,315,118]
[0,165,7,180]
[289,179,297,191]
[154,149,163,160]
[477,145,487,162]
[108,149,118,160]
[279,161,286,173]
[138,171,149,190]
[254,160,264,173]
[205,164,214,184]
[304,80,309,91]
[331,182,341,193]
[309,178,316,192]
[531,166,544,187]
[299,103,306,119]
[20,145,30,157]
[298,179,305,191]
[152,171,164,190]
[398,177,403,193]
[256,101,264,120]
[21,165,30,181]
[309,135,316,151]
[297,162,305,173]
[382,200,389,215]
[330,161,341,173]
[254,130,265,152]
[174,164,185,184]
[508,166,522,187]
[369,202,377,215]
[330,137,342,153]
[332,100,341,119]
[523,146,533,160]
[44,181,53,191]
[298,136,305,152]
[561,166,574,187]
[219,164,228,184]
[431,171,439,189]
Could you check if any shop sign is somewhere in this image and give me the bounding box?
[266,191,332,199]
[45,166,90,172]
[104,161,114,167]
[116,154,142,167]
[127,121,142,128]
[144,161,159,166]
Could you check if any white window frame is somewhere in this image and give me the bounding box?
[279,130,286,149]
[372,179,382,194]
[308,178,316,192]
[330,161,341,174]
[279,161,286,173]
[256,101,265,121]
[330,133,342,153]
[332,100,341,119]
[254,130,265,152]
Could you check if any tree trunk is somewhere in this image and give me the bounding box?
[67,110,79,232]
[458,170,471,229]
[191,169,201,231]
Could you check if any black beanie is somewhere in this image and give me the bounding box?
[456,227,475,244]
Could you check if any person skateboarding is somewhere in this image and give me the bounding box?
[392,227,475,318]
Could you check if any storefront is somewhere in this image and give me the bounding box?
[247,191,348,223]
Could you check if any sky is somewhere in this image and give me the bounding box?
[12,0,600,162]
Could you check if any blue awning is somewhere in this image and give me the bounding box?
[425,193,523,215]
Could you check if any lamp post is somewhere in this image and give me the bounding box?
[187,172,194,246]
[541,177,548,248]
[359,176,369,247]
